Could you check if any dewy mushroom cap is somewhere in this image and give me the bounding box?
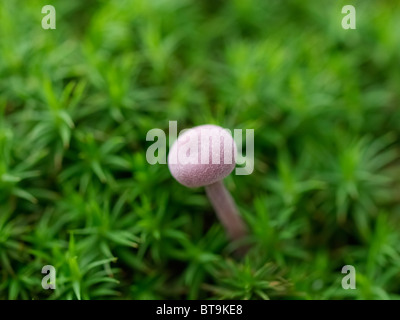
[168,124,237,188]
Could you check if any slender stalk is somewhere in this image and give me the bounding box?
[205,180,248,242]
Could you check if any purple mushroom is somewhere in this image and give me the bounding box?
[168,124,248,244]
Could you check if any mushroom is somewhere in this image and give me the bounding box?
[168,124,248,246]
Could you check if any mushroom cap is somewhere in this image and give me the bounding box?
[168,124,237,188]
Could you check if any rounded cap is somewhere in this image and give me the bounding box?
[168,124,236,188]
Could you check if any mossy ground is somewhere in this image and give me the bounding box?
[0,0,400,300]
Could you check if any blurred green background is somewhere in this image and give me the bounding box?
[0,0,400,300]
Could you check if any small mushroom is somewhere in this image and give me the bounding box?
[168,124,248,245]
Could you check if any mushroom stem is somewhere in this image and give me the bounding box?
[205,180,247,242]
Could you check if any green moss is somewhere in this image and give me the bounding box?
[0,0,399,300]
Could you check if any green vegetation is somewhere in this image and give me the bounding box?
[0,0,399,300]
